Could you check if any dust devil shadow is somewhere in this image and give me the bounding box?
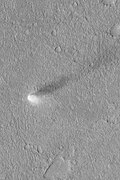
[34,75,71,97]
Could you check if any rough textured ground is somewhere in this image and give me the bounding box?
[1,0,120,179]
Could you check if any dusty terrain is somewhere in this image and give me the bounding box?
[0,0,120,179]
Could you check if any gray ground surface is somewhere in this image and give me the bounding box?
[1,0,120,179]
